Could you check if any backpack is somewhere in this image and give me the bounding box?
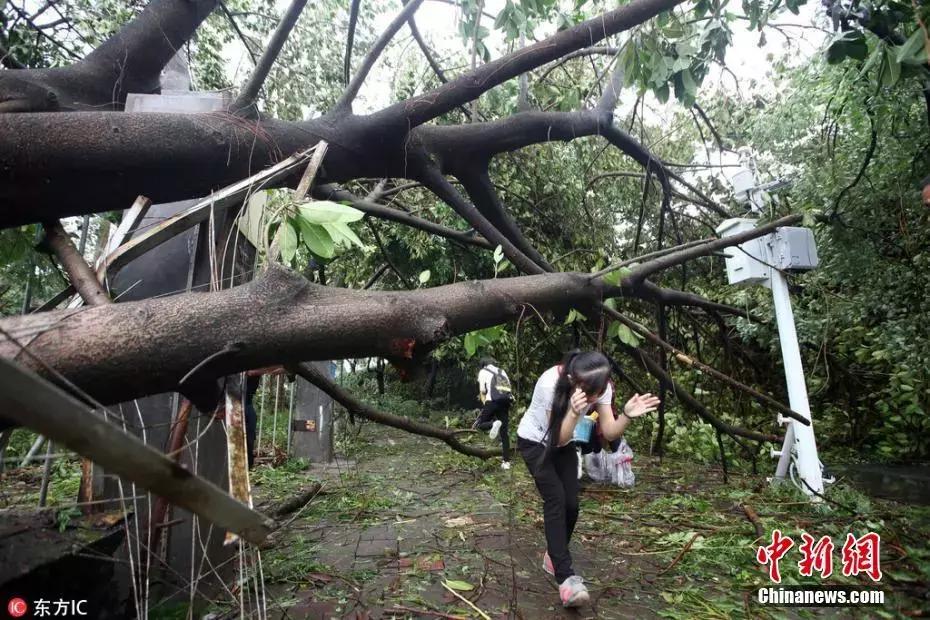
[486,366,513,401]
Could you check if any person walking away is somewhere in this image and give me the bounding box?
[473,357,514,469]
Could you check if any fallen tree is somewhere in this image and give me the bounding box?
[0,215,796,442]
[0,0,806,449]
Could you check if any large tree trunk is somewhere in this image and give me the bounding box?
[0,267,604,406]
[0,0,218,112]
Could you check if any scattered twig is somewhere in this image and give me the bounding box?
[441,581,491,620]
[740,503,764,540]
[268,482,323,518]
[384,606,466,620]
[657,532,700,575]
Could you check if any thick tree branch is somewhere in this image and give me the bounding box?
[40,220,110,307]
[622,214,802,285]
[456,167,555,271]
[1,0,218,112]
[231,0,309,116]
[371,0,683,128]
[295,363,499,459]
[0,267,603,406]
[419,110,603,158]
[417,166,545,274]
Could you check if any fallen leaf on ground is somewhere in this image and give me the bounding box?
[444,579,474,591]
[444,516,474,528]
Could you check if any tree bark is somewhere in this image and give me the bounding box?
[40,220,110,307]
[0,0,218,112]
[0,266,604,407]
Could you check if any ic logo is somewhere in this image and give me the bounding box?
[7,597,28,618]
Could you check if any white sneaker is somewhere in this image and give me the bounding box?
[501,461,511,470]
[559,575,590,608]
[489,419,502,440]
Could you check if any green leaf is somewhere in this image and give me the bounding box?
[681,68,698,97]
[881,47,901,87]
[464,333,477,357]
[322,221,364,248]
[896,29,926,65]
[295,218,335,258]
[603,298,618,311]
[655,83,670,104]
[298,200,364,225]
[280,219,299,263]
[493,244,505,264]
[444,580,474,591]
[857,46,882,79]
[419,270,431,284]
[493,2,513,29]
[607,322,620,339]
[826,31,867,65]
[616,324,641,347]
[564,308,581,324]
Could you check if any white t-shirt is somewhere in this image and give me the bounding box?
[516,365,613,445]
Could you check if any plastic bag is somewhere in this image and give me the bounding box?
[584,440,635,487]
[583,450,611,483]
[610,439,635,488]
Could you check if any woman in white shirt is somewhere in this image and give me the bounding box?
[516,350,660,608]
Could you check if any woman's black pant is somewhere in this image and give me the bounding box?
[474,399,511,461]
[517,437,579,583]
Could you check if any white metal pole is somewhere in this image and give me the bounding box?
[769,269,824,497]
[773,422,795,478]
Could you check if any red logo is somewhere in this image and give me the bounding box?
[7,597,28,618]
[841,532,883,581]
[756,530,882,583]
[798,533,835,578]
[756,529,794,583]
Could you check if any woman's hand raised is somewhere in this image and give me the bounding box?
[570,388,589,416]
[623,393,661,419]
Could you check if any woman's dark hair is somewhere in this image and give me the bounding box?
[478,356,497,368]
[545,350,611,447]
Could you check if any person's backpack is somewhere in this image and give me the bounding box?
[487,366,513,401]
